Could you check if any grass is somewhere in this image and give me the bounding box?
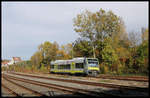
[100,72,148,77]
[112,73,148,77]
[3,65,148,77]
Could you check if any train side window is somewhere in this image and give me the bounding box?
[64,64,67,69]
[64,64,66,69]
[50,65,54,69]
[63,64,66,69]
[60,64,65,69]
[58,65,60,69]
[58,65,62,69]
[75,63,84,69]
[58,64,70,69]
[66,64,71,69]
[61,65,64,69]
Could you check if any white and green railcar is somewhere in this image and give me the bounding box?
[50,57,100,76]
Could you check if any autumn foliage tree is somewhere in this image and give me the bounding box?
[29,8,148,76]
[56,45,71,60]
[73,38,93,57]
[30,41,73,69]
[31,41,59,68]
[73,8,148,75]
[73,8,129,74]
[134,28,149,74]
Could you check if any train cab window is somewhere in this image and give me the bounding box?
[75,63,84,69]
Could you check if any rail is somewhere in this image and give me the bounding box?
[3,73,116,97]
[8,72,148,92]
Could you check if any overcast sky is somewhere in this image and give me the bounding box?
[2,2,148,60]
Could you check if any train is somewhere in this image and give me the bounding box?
[50,57,100,76]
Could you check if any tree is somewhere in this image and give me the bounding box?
[56,50,70,60]
[73,10,96,58]
[136,41,148,74]
[73,38,93,57]
[141,28,148,43]
[128,31,141,70]
[124,28,149,75]
[101,37,119,72]
[60,43,72,59]
[31,41,59,68]
[134,28,149,74]
[31,51,42,67]
[128,31,140,48]
[73,8,127,60]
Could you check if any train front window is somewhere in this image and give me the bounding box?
[87,59,98,67]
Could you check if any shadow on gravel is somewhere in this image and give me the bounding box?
[46,88,149,97]
[2,88,149,97]
[93,87,149,97]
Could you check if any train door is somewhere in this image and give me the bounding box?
[54,64,58,73]
[83,58,88,75]
[71,62,75,74]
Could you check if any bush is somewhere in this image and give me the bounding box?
[103,65,109,74]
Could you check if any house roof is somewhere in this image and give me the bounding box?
[13,57,22,61]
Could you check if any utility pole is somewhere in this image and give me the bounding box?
[89,32,96,58]
[92,45,96,58]
[72,43,74,58]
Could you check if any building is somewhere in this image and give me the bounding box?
[1,61,9,67]
[8,57,22,65]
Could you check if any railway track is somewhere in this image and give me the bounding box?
[2,72,148,97]
[29,72,148,82]
[2,73,117,97]
[2,83,20,97]
[97,75,148,82]
[2,76,47,97]
[57,74,148,82]
[8,72,148,92]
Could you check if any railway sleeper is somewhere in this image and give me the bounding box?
[6,72,148,93]
[3,74,120,97]
[2,83,21,97]
[3,76,48,97]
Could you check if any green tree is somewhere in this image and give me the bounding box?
[73,38,93,57]
[124,28,149,75]
[31,41,59,68]
[101,37,119,72]
[73,8,127,59]
[135,28,149,74]
[136,41,148,74]
[73,8,129,74]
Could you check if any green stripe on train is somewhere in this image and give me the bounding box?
[88,67,99,70]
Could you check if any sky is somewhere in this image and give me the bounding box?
[2,2,148,60]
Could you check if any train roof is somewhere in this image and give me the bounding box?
[51,57,98,65]
[51,60,73,65]
[51,57,85,65]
